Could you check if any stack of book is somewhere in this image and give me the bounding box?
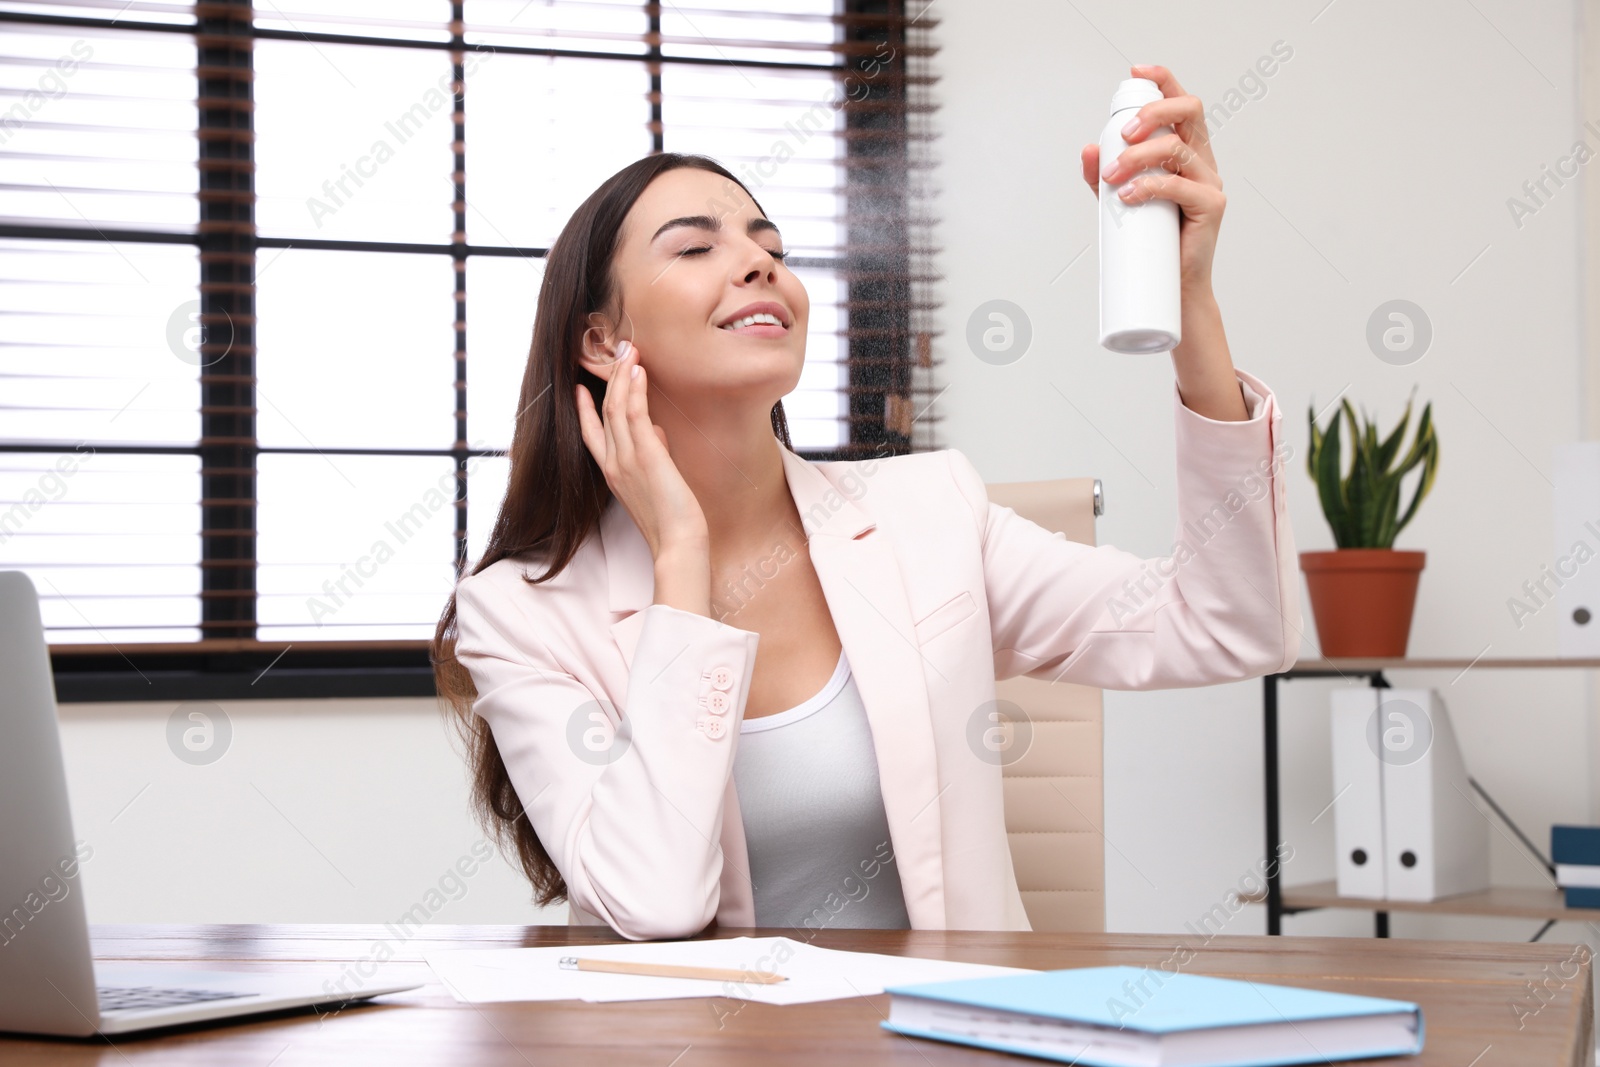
[1552,825,1600,908]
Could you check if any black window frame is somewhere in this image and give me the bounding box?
[0,0,934,702]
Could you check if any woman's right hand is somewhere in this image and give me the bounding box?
[575,339,710,561]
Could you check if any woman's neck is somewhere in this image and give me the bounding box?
[660,412,797,559]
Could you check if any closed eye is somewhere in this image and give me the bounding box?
[675,245,790,262]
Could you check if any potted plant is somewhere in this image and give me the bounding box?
[1301,388,1439,658]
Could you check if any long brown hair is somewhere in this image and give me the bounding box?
[431,153,793,907]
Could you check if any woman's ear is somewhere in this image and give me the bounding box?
[578,314,621,380]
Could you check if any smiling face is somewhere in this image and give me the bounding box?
[578,166,809,408]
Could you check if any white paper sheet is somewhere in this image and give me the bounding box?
[422,935,1038,1005]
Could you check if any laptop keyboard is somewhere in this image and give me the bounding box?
[97,985,259,1013]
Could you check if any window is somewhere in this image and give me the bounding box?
[0,0,940,699]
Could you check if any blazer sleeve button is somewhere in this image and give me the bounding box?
[709,666,734,691]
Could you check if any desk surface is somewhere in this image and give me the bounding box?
[1,924,1591,1066]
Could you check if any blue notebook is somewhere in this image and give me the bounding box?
[880,965,1423,1067]
[1563,885,1600,909]
[1552,824,1600,866]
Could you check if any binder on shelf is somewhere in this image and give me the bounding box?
[1554,865,1600,888]
[1553,443,1600,657]
[1563,887,1600,908]
[1551,824,1600,865]
[1329,688,1489,903]
[1381,689,1489,901]
[1330,689,1387,898]
[1551,825,1600,908]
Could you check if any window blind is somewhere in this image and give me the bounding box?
[0,0,942,696]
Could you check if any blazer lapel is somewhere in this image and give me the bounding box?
[600,493,759,927]
[598,443,948,929]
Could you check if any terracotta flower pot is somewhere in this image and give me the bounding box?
[1299,549,1425,658]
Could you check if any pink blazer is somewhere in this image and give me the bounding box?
[452,367,1301,940]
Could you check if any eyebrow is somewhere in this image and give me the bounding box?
[650,214,780,243]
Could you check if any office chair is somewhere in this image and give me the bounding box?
[986,474,1106,933]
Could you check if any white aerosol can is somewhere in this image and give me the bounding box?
[1098,77,1181,353]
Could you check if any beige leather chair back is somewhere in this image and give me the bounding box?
[984,475,1105,933]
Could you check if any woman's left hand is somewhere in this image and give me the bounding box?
[1080,63,1224,293]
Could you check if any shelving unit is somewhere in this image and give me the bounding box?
[1245,880,1593,923]
[1254,658,1600,938]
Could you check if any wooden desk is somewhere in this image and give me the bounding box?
[1,925,1592,1065]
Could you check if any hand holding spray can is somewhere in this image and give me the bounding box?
[1098,77,1181,353]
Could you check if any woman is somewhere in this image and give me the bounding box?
[433,64,1301,941]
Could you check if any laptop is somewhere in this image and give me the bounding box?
[0,570,421,1037]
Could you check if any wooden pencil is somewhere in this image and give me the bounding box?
[557,957,788,984]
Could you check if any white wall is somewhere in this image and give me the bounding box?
[60,696,565,925]
[58,1,1595,970]
[929,0,1595,955]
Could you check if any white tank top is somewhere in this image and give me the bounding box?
[731,649,912,930]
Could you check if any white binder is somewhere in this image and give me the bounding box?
[1330,687,1489,902]
[1378,688,1489,901]
[1554,443,1600,656]
[1330,688,1387,898]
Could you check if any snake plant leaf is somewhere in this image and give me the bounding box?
[1380,404,1435,545]
[1372,474,1404,548]
[1314,403,1350,544]
[1393,409,1438,537]
[1390,399,1433,476]
[1307,404,1324,483]
[1393,440,1438,540]
[1375,392,1414,472]
[1342,399,1376,546]
[1361,402,1391,547]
